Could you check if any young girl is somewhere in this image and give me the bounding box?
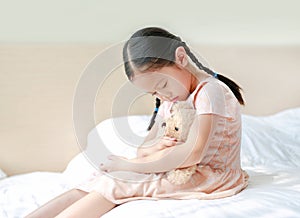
[26,27,249,218]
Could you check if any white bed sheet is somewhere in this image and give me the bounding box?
[1,167,299,218]
[1,108,300,218]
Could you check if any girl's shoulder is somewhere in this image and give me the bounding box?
[189,76,240,119]
[190,76,233,99]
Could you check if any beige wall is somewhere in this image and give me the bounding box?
[0,45,88,175]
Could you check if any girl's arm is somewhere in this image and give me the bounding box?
[136,115,175,157]
[101,114,218,173]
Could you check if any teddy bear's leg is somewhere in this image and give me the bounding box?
[166,166,197,185]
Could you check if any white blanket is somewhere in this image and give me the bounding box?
[1,108,300,218]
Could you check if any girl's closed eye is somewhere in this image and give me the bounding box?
[151,81,167,96]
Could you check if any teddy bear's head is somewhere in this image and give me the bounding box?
[163,101,196,142]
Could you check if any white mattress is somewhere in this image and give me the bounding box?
[1,108,300,218]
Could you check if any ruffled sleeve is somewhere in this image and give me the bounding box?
[192,79,240,119]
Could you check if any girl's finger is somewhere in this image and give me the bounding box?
[108,155,126,161]
[163,136,177,141]
[99,164,106,171]
[99,162,111,172]
[162,139,176,147]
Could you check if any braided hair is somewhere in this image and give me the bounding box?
[146,97,161,131]
[123,27,245,131]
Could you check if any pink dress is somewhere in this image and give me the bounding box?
[76,76,249,204]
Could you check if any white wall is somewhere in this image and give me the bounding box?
[0,0,299,45]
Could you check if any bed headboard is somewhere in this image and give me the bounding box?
[1,44,299,176]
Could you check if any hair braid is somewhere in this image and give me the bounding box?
[147,97,161,131]
[181,41,215,76]
[181,41,245,105]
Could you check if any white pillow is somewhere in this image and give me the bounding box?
[63,115,151,186]
[83,115,150,168]
[62,152,98,187]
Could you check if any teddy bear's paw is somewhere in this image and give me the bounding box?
[166,169,192,185]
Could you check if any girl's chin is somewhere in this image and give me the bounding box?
[170,96,179,102]
[178,95,189,102]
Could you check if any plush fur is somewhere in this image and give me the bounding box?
[163,101,198,185]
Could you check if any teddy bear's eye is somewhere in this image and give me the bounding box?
[161,122,166,127]
[175,127,179,131]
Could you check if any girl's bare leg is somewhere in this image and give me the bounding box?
[25,188,88,218]
[55,191,116,218]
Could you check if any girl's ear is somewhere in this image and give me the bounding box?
[175,46,188,68]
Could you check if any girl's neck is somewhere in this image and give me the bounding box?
[186,61,210,93]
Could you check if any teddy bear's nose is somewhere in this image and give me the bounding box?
[175,127,179,131]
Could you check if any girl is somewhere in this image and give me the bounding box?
[26,27,249,218]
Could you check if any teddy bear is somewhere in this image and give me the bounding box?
[162,101,198,185]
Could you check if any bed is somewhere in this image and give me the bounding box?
[1,107,300,218]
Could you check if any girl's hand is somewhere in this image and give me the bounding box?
[161,136,177,146]
[99,155,128,173]
[138,136,177,157]
[157,136,177,148]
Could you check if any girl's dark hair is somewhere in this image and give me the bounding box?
[123,27,245,130]
[146,97,161,131]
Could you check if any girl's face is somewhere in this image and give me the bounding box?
[132,64,194,102]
